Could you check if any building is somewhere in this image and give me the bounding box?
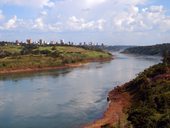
[39,39,43,45]
[60,39,64,45]
[26,39,32,44]
[15,40,20,45]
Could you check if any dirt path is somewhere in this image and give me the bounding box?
[84,86,131,128]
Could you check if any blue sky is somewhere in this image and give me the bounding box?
[0,0,170,45]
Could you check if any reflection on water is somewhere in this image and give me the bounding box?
[0,53,160,128]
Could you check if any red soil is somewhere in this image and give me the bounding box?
[84,85,131,128]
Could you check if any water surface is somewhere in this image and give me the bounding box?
[0,53,160,128]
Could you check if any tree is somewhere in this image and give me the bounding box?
[51,46,56,50]
[162,50,170,66]
[128,108,156,128]
[157,114,170,128]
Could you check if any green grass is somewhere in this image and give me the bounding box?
[0,55,64,70]
[0,45,23,54]
[38,46,87,53]
[84,51,111,58]
[0,45,112,71]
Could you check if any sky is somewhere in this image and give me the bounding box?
[0,0,170,45]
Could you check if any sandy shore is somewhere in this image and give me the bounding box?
[84,85,131,128]
[0,58,112,74]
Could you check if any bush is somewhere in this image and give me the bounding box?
[157,113,170,128]
[51,46,56,50]
[128,108,156,128]
[50,51,60,58]
[126,62,170,128]
[40,50,51,55]
[0,50,12,58]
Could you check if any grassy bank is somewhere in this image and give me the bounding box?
[0,45,112,73]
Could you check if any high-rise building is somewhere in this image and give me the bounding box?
[26,39,32,44]
[15,40,20,45]
[60,39,64,45]
[39,39,43,45]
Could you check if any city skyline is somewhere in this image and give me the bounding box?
[0,38,107,46]
[0,0,170,45]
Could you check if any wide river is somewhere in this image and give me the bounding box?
[0,53,160,128]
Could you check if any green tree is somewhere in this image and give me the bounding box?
[157,114,170,128]
[162,50,169,66]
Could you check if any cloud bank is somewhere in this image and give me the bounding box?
[0,0,170,44]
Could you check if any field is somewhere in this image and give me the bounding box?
[0,44,112,71]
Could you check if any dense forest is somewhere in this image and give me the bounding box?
[122,43,170,56]
[102,45,134,52]
[124,51,170,127]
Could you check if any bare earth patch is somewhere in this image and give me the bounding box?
[84,85,131,128]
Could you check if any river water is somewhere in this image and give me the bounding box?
[0,53,160,128]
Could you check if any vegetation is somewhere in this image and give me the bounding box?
[0,44,112,72]
[124,51,170,128]
[101,50,170,128]
[103,45,135,52]
[122,43,170,56]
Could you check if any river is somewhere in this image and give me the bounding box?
[0,53,161,128]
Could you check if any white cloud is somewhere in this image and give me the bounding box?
[33,18,44,30]
[113,0,146,6]
[67,16,105,31]
[0,10,4,20]
[96,19,105,30]
[40,11,48,16]
[48,23,62,31]
[85,0,107,7]
[0,0,54,8]
[4,15,18,29]
[0,14,61,32]
[1,0,170,44]
[2,15,28,30]
[43,1,55,8]
[149,5,164,13]
[112,5,170,32]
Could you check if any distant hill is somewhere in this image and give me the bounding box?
[103,45,135,52]
[122,43,170,56]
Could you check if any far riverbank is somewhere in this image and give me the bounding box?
[0,58,113,74]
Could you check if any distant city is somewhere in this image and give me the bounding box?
[0,39,105,47]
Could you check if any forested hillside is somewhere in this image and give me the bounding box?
[125,52,170,127]
[122,43,170,56]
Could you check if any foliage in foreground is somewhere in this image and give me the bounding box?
[125,54,170,128]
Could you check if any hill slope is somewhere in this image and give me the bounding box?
[0,44,112,73]
[122,43,170,56]
[125,63,170,127]
[103,45,135,52]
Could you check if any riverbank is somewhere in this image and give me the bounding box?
[84,83,131,128]
[0,58,112,74]
[85,60,170,128]
[0,45,113,74]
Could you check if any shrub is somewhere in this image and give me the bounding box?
[128,108,156,128]
[157,113,170,128]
